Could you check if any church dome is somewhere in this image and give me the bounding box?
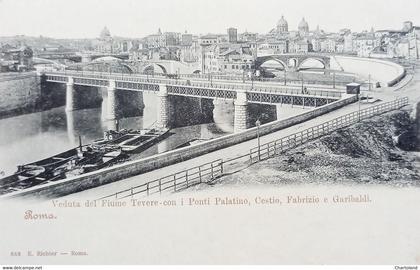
[277,15,289,33]
[100,26,111,39]
[298,18,309,31]
[277,16,288,28]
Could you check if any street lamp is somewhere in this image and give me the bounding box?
[256,119,261,161]
[301,77,304,93]
[358,90,361,122]
[284,69,287,86]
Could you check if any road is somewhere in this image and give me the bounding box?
[63,61,420,200]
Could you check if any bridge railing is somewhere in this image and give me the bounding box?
[46,70,343,99]
[166,72,358,87]
[95,97,409,200]
[249,97,409,163]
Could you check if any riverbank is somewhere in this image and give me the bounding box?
[211,108,420,189]
[0,72,41,118]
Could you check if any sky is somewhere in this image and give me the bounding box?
[0,0,419,39]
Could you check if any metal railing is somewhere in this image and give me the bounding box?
[249,97,409,163]
[45,70,342,99]
[96,159,223,200]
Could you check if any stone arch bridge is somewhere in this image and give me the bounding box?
[67,59,202,75]
[255,54,331,72]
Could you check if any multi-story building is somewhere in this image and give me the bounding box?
[227,28,238,43]
[257,39,288,55]
[199,35,218,46]
[290,38,312,53]
[180,38,201,63]
[344,33,356,53]
[239,32,258,43]
[408,27,420,59]
[201,43,253,74]
[320,38,334,52]
[181,33,193,46]
[311,38,321,52]
[354,34,379,57]
[0,45,33,72]
[145,29,166,48]
[164,32,181,46]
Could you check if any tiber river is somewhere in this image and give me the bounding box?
[0,91,309,175]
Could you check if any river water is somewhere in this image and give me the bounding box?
[0,90,310,175]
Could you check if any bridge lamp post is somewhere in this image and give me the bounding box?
[333,72,336,89]
[256,119,261,161]
[301,78,304,93]
[284,70,287,86]
[358,90,361,122]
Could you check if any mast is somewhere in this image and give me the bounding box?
[78,135,82,151]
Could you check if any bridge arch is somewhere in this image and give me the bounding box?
[298,57,327,70]
[258,57,288,71]
[255,54,331,74]
[32,57,66,70]
[142,64,167,74]
[67,60,134,73]
[91,56,122,62]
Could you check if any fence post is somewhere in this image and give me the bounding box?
[131,188,133,198]
[274,141,277,156]
[220,160,224,174]
[147,183,150,196]
[186,170,189,187]
[173,174,177,191]
[198,166,202,183]
[210,163,214,180]
[159,179,162,194]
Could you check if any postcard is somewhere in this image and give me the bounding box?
[0,0,419,267]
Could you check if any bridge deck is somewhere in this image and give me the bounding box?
[44,71,343,107]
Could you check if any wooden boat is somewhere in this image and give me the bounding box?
[0,139,124,195]
[0,165,46,194]
[64,148,124,178]
[94,128,169,153]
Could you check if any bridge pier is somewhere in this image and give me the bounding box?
[65,77,75,112]
[156,84,172,129]
[234,90,250,133]
[106,80,117,121]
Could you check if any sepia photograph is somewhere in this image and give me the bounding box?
[0,0,419,267]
